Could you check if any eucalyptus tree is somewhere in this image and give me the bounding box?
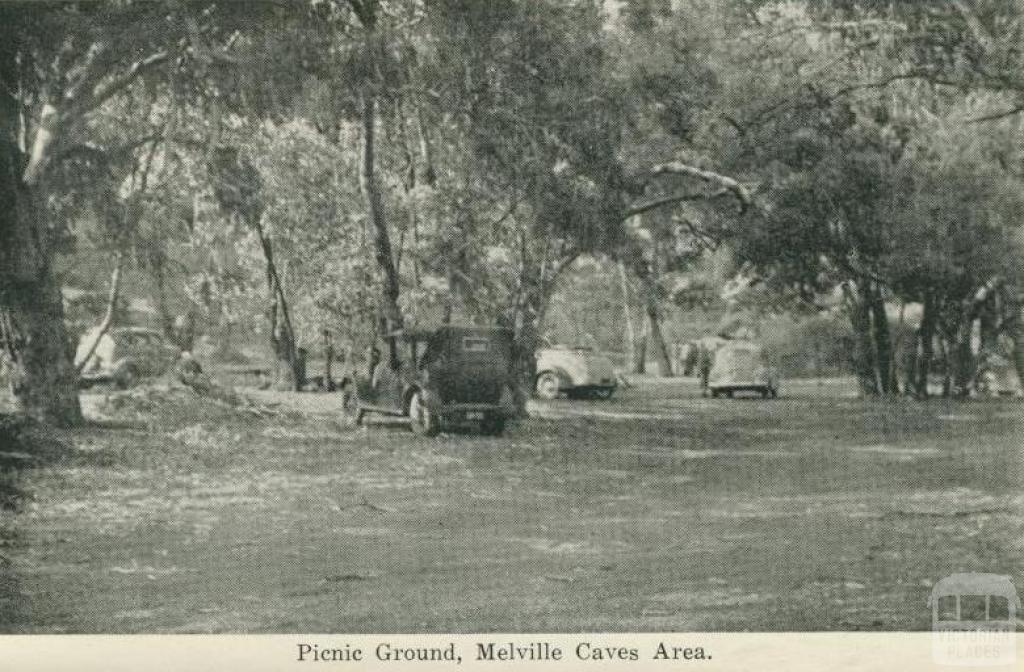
[0,2,192,424]
[0,1,321,424]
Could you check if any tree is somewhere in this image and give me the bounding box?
[0,3,184,425]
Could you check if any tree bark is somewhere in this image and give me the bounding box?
[646,303,673,377]
[3,271,83,427]
[632,320,648,375]
[617,261,636,370]
[359,92,403,367]
[915,292,937,398]
[254,222,300,391]
[74,251,124,374]
[0,98,82,426]
[866,282,893,395]
[843,282,879,397]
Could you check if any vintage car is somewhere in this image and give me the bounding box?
[534,345,617,400]
[342,325,517,436]
[705,340,778,399]
[75,326,180,388]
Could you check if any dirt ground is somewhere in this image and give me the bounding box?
[0,377,1021,633]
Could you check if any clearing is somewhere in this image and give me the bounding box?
[0,377,1021,632]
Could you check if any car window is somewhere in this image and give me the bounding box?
[960,595,987,621]
[462,337,490,353]
[936,595,958,621]
[989,595,1010,620]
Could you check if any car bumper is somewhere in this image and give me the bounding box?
[436,402,512,421]
[709,383,773,391]
[568,376,617,389]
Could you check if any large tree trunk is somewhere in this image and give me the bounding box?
[0,101,82,426]
[255,224,300,391]
[843,282,880,397]
[359,92,403,367]
[3,272,83,427]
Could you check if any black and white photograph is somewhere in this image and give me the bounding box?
[0,0,1021,648]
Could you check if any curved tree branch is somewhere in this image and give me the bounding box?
[648,162,752,213]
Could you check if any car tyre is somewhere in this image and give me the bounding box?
[535,371,561,400]
[481,414,506,436]
[115,365,138,390]
[408,390,440,437]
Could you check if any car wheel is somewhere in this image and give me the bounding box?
[761,388,770,399]
[115,365,138,389]
[535,372,561,400]
[709,389,719,399]
[408,390,440,437]
[725,389,734,399]
[481,414,506,436]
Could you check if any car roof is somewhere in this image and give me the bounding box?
[930,573,1020,604]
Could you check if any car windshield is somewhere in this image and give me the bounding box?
[721,348,760,368]
[462,337,490,353]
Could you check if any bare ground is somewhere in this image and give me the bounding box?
[0,377,1021,633]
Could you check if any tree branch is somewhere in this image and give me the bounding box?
[648,162,752,214]
[623,191,727,220]
[966,103,1024,123]
[80,50,169,118]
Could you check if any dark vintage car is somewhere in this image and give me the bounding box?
[74,326,180,388]
[342,325,517,437]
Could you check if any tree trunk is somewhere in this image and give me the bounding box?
[951,320,974,398]
[866,282,893,395]
[0,102,82,426]
[74,251,124,374]
[254,221,300,391]
[843,282,879,397]
[632,320,648,375]
[617,261,636,372]
[507,287,542,418]
[1007,292,1024,392]
[646,305,673,377]
[915,292,937,398]
[4,272,83,427]
[359,92,403,367]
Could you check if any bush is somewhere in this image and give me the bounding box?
[762,314,856,378]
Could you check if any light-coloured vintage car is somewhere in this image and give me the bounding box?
[75,326,179,388]
[535,345,617,400]
[706,340,778,399]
